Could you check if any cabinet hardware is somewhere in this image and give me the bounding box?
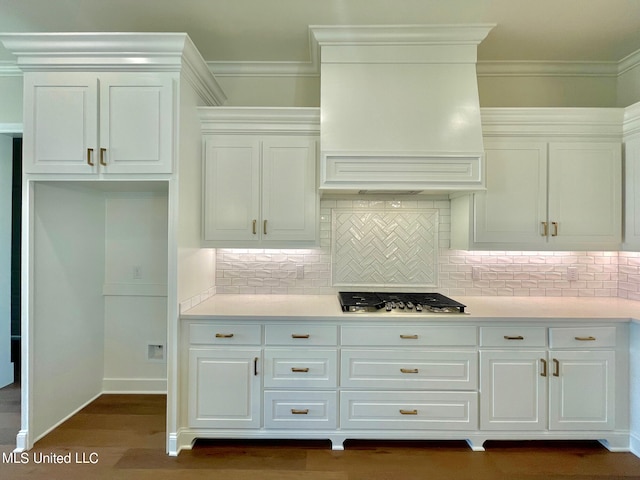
[215,333,234,338]
[99,147,107,166]
[400,409,418,415]
[553,358,560,377]
[252,219,257,235]
[541,221,548,237]
[400,334,418,339]
[254,357,258,376]
[291,334,310,339]
[540,358,547,377]
[400,368,419,374]
[552,221,559,237]
[291,367,310,373]
[504,335,524,340]
[87,148,94,166]
[575,336,596,341]
[291,409,309,415]
[264,219,267,235]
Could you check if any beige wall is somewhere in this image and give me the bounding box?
[216,75,320,107]
[0,76,23,123]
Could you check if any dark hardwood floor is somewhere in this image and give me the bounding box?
[1,384,640,479]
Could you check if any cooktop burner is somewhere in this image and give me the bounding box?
[338,292,466,314]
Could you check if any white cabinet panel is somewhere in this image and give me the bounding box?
[623,136,640,250]
[188,348,261,429]
[264,391,338,429]
[480,350,547,430]
[263,348,338,388]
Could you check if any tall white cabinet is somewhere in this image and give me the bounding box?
[452,109,623,251]
[200,108,320,248]
[0,32,225,454]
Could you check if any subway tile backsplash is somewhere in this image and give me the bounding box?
[215,198,640,299]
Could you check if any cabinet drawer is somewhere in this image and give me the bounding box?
[341,349,477,390]
[480,327,547,347]
[341,325,477,347]
[264,349,338,388]
[265,324,337,346]
[340,391,477,430]
[264,391,337,429]
[549,326,616,348]
[189,324,262,345]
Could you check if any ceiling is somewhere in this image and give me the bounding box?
[1,0,640,69]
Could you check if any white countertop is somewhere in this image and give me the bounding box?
[182,295,640,322]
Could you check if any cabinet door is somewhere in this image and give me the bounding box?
[261,137,318,244]
[188,348,261,428]
[99,74,174,174]
[480,350,547,431]
[203,135,261,242]
[548,142,622,248]
[548,350,615,431]
[474,141,547,246]
[23,73,98,174]
[624,136,640,250]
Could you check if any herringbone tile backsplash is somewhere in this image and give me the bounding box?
[213,197,640,299]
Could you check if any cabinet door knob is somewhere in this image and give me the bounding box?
[99,147,107,166]
[87,148,94,166]
[399,409,418,415]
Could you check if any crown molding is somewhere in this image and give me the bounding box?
[0,61,22,76]
[198,106,320,135]
[619,48,640,75]
[476,61,619,77]
[623,101,640,138]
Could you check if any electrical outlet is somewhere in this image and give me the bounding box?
[133,265,142,280]
[567,266,579,281]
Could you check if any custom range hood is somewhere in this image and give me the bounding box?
[311,25,494,194]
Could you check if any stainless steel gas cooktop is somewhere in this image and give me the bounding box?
[338,292,466,314]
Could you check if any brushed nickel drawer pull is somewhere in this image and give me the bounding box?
[291,367,310,373]
[400,368,419,374]
[575,336,596,341]
[552,221,559,237]
[400,334,418,339]
[504,335,525,340]
[552,358,560,377]
[264,219,267,235]
[99,147,107,166]
[541,221,548,237]
[252,219,257,235]
[87,148,94,166]
[540,358,547,377]
[291,409,309,415]
[291,334,310,339]
[400,409,418,415]
[215,333,234,338]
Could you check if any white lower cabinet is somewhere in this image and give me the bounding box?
[182,320,628,454]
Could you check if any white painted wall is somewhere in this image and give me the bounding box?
[31,182,105,442]
[103,191,168,393]
[0,76,23,123]
[631,321,640,456]
[0,134,13,388]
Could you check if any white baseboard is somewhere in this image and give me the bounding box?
[102,377,167,394]
[631,432,640,458]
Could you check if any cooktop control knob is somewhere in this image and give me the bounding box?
[406,302,414,310]
[415,304,423,312]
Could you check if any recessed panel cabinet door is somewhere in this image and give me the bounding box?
[474,142,547,245]
[99,74,174,174]
[480,350,547,431]
[261,137,317,243]
[188,348,261,429]
[23,73,99,174]
[203,136,261,242]
[548,142,622,247]
[548,350,615,431]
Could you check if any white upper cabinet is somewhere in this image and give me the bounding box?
[23,72,174,175]
[623,103,640,251]
[451,108,623,251]
[200,108,320,248]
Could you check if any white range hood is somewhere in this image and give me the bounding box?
[311,25,494,194]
